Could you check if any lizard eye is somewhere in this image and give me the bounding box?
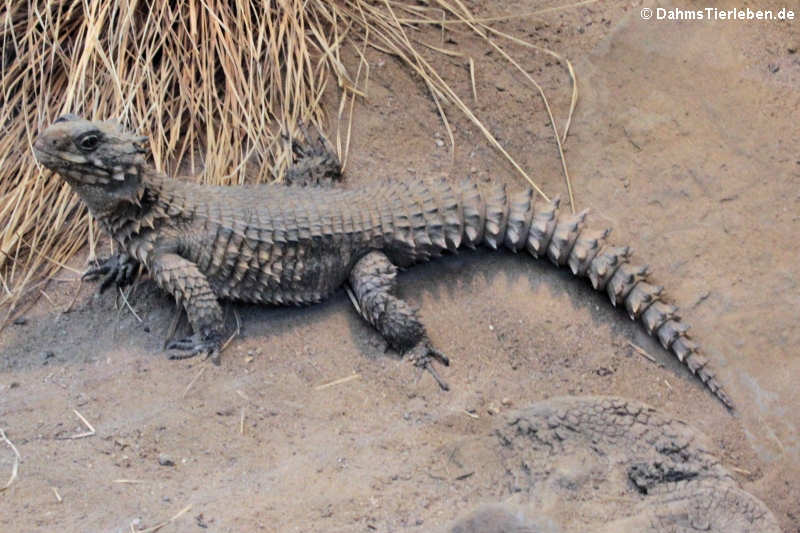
[77,134,99,151]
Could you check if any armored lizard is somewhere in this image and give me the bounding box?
[33,116,732,408]
[440,396,779,532]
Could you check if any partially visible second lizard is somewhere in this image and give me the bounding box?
[32,116,733,408]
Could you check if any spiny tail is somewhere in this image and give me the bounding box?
[453,181,733,409]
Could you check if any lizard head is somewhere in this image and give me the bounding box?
[34,115,149,214]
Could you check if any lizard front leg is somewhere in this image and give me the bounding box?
[348,251,450,390]
[83,252,139,293]
[149,253,225,363]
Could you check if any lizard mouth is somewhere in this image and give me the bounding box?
[32,138,65,166]
[32,143,58,170]
[33,143,116,188]
[33,140,99,173]
[33,143,138,189]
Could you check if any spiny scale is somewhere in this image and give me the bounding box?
[453,182,732,408]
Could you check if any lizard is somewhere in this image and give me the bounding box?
[32,115,733,408]
[438,396,780,533]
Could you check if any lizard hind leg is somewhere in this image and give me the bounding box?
[348,251,450,390]
[283,121,342,186]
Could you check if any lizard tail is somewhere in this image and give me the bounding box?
[456,182,733,409]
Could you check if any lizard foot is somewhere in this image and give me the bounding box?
[166,329,223,365]
[407,339,450,391]
[83,253,138,293]
[283,121,341,186]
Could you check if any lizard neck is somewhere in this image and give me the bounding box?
[80,169,173,247]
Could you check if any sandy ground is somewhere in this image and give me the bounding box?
[1,0,798,531]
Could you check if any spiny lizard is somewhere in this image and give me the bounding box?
[32,116,733,408]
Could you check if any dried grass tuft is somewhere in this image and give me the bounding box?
[0,1,582,320]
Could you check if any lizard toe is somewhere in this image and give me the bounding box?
[85,253,137,293]
[166,337,198,352]
[82,258,110,281]
[407,339,450,391]
[166,330,223,362]
[99,270,118,294]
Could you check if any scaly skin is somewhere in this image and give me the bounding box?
[440,397,778,533]
[459,396,780,533]
[33,116,732,407]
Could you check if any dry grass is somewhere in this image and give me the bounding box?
[0,0,585,322]
[0,428,20,491]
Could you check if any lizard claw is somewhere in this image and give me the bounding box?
[166,329,223,365]
[83,253,137,293]
[406,339,450,391]
[283,121,341,186]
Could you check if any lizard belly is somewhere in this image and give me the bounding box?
[190,234,357,306]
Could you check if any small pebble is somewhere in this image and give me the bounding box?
[501,397,512,407]
[435,139,444,148]
[157,453,175,467]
